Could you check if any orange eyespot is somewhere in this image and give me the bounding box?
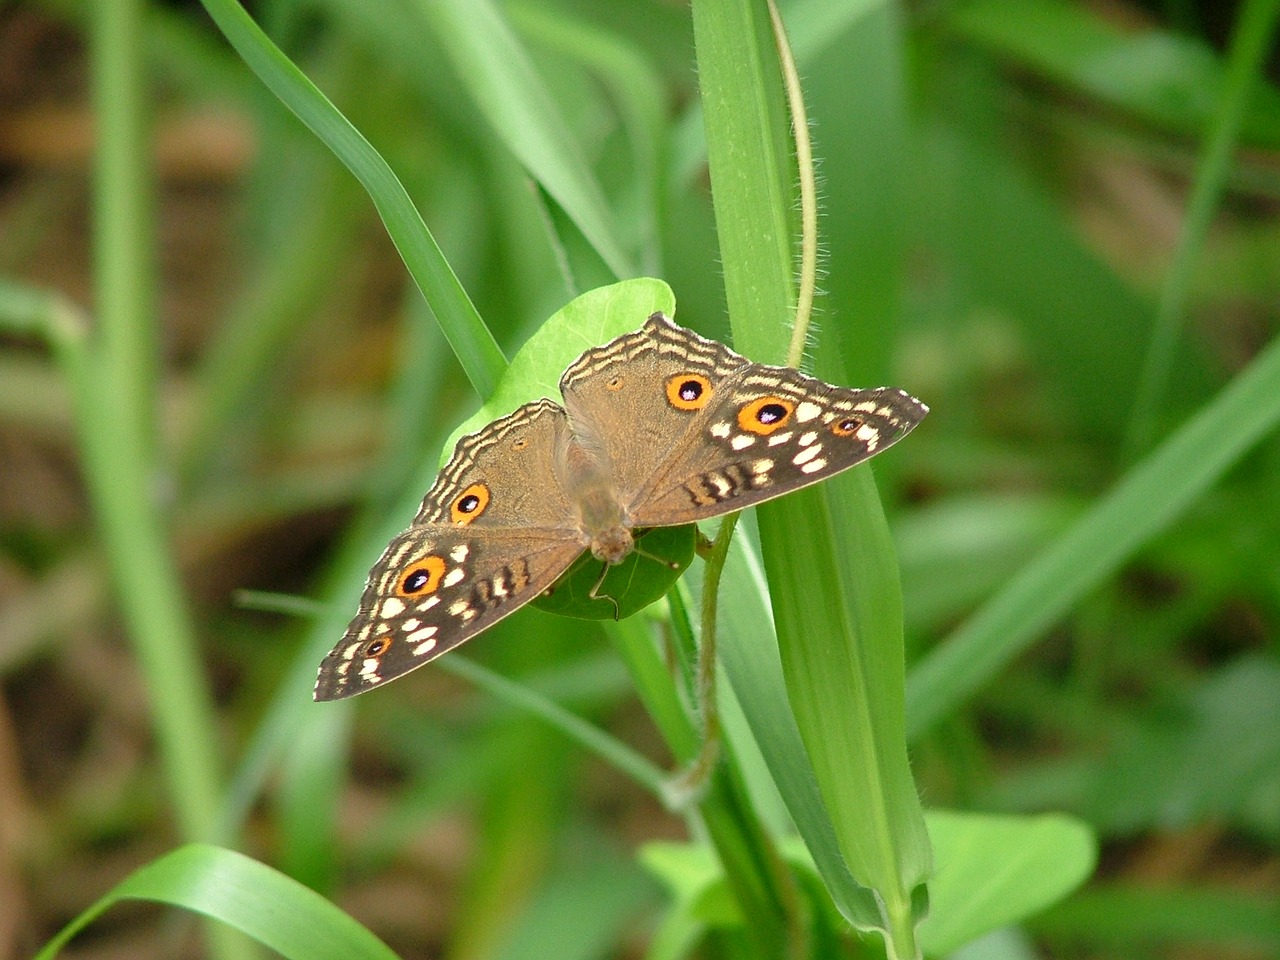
[606,375,625,391]
[365,636,391,658]
[737,396,794,435]
[831,416,864,437]
[398,555,446,596]
[666,373,712,411]
[451,483,490,524]
[511,436,529,451]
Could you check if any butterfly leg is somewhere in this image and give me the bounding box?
[586,561,622,620]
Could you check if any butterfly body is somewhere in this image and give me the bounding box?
[314,313,927,701]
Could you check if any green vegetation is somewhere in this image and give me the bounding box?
[2,0,1277,958]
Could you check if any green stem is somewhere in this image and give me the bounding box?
[766,0,817,369]
[90,0,224,848]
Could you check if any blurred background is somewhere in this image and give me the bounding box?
[1,0,1278,957]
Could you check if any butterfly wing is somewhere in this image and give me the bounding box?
[559,312,927,528]
[558,312,751,502]
[627,355,928,527]
[315,399,586,701]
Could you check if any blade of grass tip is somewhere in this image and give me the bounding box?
[907,330,1280,739]
[197,0,506,397]
[505,1,668,276]
[416,0,637,280]
[1123,0,1280,458]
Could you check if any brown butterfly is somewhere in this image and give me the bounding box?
[315,313,927,700]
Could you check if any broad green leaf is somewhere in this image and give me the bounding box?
[443,277,675,451]
[917,811,1096,956]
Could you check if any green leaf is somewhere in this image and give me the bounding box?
[917,811,1097,957]
[692,2,931,953]
[442,276,676,452]
[533,524,696,620]
[36,845,399,960]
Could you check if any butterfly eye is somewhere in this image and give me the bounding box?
[666,373,712,411]
[451,483,490,524]
[737,396,794,435]
[831,416,864,437]
[399,555,446,596]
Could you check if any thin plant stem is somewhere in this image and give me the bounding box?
[767,0,818,370]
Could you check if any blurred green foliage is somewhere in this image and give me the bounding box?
[2,0,1279,958]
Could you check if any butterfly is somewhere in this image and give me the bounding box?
[314,312,927,700]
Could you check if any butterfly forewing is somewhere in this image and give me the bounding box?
[559,313,751,503]
[628,364,928,527]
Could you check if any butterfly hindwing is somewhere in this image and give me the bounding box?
[314,399,586,701]
[314,527,583,700]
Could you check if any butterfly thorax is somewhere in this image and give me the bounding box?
[557,429,635,565]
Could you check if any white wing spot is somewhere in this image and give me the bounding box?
[766,431,793,446]
[730,434,755,451]
[406,625,438,645]
[400,618,421,632]
[341,641,362,661]
[491,578,508,598]
[710,474,732,496]
[448,599,470,616]
[856,424,880,450]
[800,458,828,474]
[442,567,466,588]
[753,459,774,474]
[419,596,441,611]
[793,445,823,465]
[413,637,438,656]
[380,597,406,618]
[796,401,822,423]
[450,544,469,562]
[799,431,818,446]
[854,401,879,413]
[359,658,382,679]
[710,421,731,439]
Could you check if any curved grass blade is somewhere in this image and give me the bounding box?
[35,845,399,960]
[907,331,1280,738]
[197,0,506,397]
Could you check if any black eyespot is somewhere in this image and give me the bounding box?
[457,494,481,514]
[756,403,788,425]
[677,379,702,402]
[366,637,390,657]
[403,569,431,593]
[833,416,865,437]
